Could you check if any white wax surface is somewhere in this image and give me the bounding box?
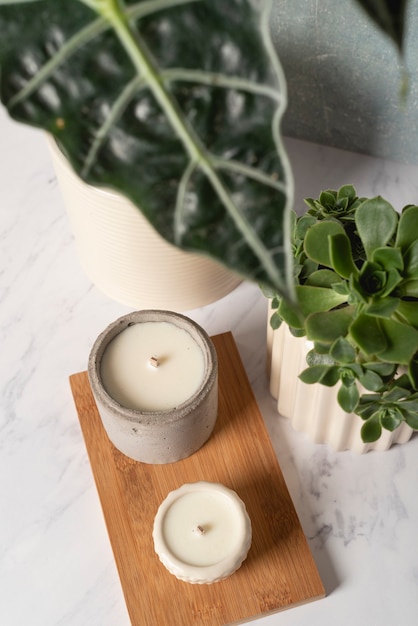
[100,321,205,411]
[162,490,246,567]
[153,482,252,584]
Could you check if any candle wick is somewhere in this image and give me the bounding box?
[149,356,159,368]
[194,525,205,535]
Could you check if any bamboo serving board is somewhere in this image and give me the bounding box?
[69,332,324,625]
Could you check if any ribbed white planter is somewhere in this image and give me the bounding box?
[48,138,241,311]
[266,320,414,453]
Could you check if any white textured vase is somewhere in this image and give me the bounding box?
[266,319,414,453]
[48,138,241,311]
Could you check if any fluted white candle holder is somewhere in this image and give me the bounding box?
[153,482,252,584]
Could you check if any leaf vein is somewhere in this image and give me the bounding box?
[161,68,283,102]
[81,74,147,177]
[212,157,287,194]
[8,0,201,108]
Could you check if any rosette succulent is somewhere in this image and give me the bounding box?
[268,185,418,443]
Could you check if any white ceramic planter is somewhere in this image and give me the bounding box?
[266,319,414,453]
[48,137,241,311]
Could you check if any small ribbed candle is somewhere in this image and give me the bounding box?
[153,482,252,584]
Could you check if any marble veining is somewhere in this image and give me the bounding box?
[1,104,418,625]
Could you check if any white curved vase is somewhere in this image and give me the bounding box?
[266,320,414,453]
[48,138,241,311]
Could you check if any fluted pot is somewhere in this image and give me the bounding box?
[48,137,241,312]
[266,320,414,453]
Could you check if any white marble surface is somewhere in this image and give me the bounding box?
[1,104,418,626]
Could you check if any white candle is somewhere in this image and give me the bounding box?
[88,310,218,464]
[153,482,252,584]
[100,321,205,411]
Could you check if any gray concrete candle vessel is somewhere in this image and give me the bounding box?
[88,310,218,464]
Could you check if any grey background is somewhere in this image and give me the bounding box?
[270,0,418,164]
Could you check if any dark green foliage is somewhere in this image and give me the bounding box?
[0,0,409,297]
[0,0,294,295]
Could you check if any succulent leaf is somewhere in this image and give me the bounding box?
[404,409,418,429]
[378,318,418,364]
[304,221,345,267]
[396,205,418,251]
[356,197,398,258]
[305,269,341,288]
[299,364,331,385]
[372,246,403,271]
[366,297,400,318]
[380,407,403,432]
[397,300,418,328]
[358,368,385,391]
[306,307,353,344]
[294,285,348,319]
[350,313,388,355]
[338,382,359,413]
[403,240,418,279]
[330,337,356,363]
[329,232,358,279]
[361,416,382,443]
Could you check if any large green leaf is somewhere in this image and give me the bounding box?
[0,0,294,295]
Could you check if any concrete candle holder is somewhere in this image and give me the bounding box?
[88,310,218,464]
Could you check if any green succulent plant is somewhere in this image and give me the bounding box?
[268,185,418,443]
